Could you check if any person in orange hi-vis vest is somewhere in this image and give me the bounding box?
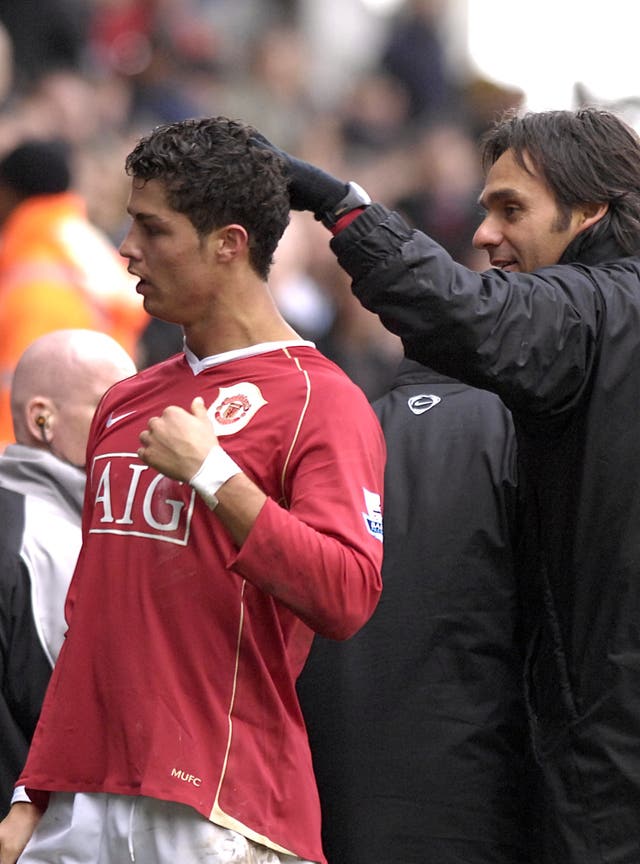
[0,138,148,450]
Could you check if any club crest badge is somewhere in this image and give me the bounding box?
[207,382,267,436]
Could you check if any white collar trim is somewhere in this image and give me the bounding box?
[185,339,315,374]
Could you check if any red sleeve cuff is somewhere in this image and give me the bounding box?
[25,789,50,812]
[330,207,367,235]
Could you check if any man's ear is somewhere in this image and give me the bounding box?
[26,396,56,443]
[215,224,249,263]
[577,201,609,234]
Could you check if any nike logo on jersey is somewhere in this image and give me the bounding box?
[105,410,136,428]
[408,394,441,415]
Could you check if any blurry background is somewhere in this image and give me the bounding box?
[0,0,636,401]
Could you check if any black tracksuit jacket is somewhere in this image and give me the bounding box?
[330,204,640,863]
[298,357,540,863]
[0,487,50,818]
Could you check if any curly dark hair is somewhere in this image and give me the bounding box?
[125,116,290,279]
[479,108,640,256]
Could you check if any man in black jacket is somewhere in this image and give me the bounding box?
[298,357,540,863]
[257,108,640,863]
[0,329,135,818]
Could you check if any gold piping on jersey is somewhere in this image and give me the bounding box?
[279,348,312,510]
[209,578,297,856]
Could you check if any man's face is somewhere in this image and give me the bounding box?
[119,178,219,328]
[472,148,587,272]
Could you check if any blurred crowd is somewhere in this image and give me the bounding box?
[0,0,524,403]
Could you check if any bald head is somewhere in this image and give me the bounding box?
[11,329,136,467]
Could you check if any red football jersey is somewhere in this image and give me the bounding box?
[20,342,385,863]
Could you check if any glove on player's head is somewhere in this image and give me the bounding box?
[251,131,350,222]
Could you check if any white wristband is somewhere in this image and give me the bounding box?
[189,445,241,510]
[11,784,31,804]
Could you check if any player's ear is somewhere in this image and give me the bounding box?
[215,224,249,263]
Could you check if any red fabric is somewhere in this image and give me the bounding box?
[330,206,367,236]
[20,343,384,863]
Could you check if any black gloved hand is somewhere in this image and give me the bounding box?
[251,132,349,221]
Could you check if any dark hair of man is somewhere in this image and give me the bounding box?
[125,116,290,279]
[479,108,640,256]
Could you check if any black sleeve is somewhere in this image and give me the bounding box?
[0,488,51,817]
[332,204,603,421]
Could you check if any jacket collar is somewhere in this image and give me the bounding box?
[391,356,461,388]
[0,444,85,518]
[559,214,628,266]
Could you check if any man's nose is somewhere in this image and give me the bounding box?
[119,227,137,261]
[472,215,501,250]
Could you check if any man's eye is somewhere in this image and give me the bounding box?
[504,205,520,219]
